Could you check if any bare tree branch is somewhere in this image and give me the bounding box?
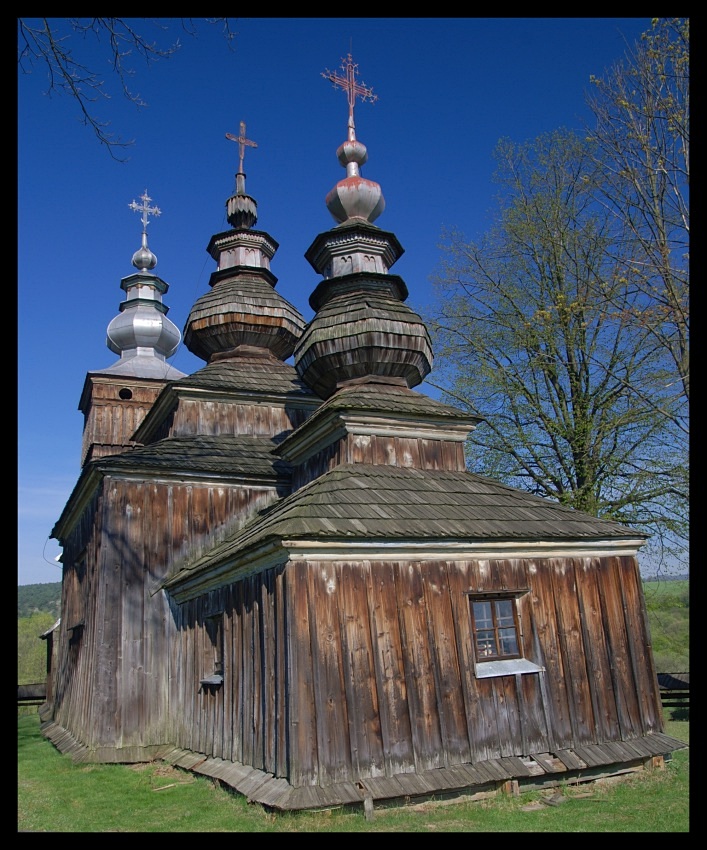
[18,17,238,160]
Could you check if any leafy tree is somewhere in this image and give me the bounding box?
[584,18,689,434]
[17,17,237,158]
[426,128,686,570]
[18,582,62,619]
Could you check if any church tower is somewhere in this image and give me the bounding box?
[78,191,185,465]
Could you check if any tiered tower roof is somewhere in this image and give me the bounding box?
[183,122,306,364]
[293,54,433,399]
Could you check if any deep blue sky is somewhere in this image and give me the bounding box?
[18,17,652,585]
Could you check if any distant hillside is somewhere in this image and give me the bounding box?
[18,582,61,619]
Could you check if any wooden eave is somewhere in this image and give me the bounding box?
[277,384,482,464]
[132,360,320,445]
[50,463,103,544]
[162,462,647,601]
[51,435,293,543]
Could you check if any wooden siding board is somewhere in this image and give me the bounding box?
[532,563,574,749]
[517,664,549,754]
[262,570,277,775]
[222,592,235,763]
[367,561,415,776]
[446,561,494,763]
[239,576,255,767]
[250,573,265,771]
[422,561,471,765]
[231,580,245,765]
[306,562,352,785]
[275,568,288,779]
[549,558,595,745]
[573,557,619,743]
[336,563,386,778]
[397,562,444,772]
[616,556,663,732]
[596,558,643,739]
[95,484,125,746]
[287,564,318,786]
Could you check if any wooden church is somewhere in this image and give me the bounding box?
[41,54,685,812]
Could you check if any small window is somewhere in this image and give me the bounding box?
[470,597,521,661]
[200,613,224,690]
[467,590,544,678]
[119,388,133,400]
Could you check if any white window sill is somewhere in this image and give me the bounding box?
[475,658,544,678]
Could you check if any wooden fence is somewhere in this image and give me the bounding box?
[657,672,689,712]
[18,683,46,706]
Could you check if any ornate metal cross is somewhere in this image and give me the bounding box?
[225,121,258,173]
[128,190,161,232]
[322,53,377,134]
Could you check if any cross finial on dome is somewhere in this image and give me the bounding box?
[128,190,160,272]
[323,53,377,140]
[128,190,161,234]
[226,121,258,175]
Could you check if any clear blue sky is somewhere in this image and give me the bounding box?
[18,17,653,585]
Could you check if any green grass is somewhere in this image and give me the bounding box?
[18,716,689,832]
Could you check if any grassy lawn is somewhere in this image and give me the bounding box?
[18,715,689,832]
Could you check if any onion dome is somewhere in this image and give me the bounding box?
[183,122,306,363]
[294,55,433,399]
[100,190,185,379]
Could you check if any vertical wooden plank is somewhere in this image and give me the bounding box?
[422,560,470,765]
[617,555,663,732]
[445,559,494,762]
[194,609,206,755]
[95,479,124,746]
[595,555,643,739]
[180,600,195,751]
[231,579,244,764]
[336,562,385,778]
[373,434,396,466]
[275,567,288,778]
[396,561,443,772]
[529,559,574,748]
[142,482,170,744]
[420,439,444,470]
[513,580,550,754]
[572,557,619,742]
[549,557,594,745]
[242,576,260,766]
[213,590,226,759]
[367,561,414,775]
[286,562,319,786]
[306,561,351,785]
[221,585,234,763]
[262,569,277,774]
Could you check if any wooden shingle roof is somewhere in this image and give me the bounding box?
[295,381,478,422]
[95,434,292,479]
[172,354,317,398]
[168,463,646,584]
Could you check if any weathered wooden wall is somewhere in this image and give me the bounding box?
[80,378,165,465]
[292,433,467,490]
[50,477,282,755]
[172,554,662,788]
[157,398,313,442]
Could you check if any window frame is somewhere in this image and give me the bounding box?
[465,588,544,678]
